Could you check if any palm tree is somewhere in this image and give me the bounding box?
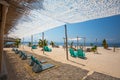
[28,42,32,47]
[38,39,48,47]
[102,39,108,49]
[15,38,21,48]
[50,41,55,47]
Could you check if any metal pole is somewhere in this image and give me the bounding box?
[0,4,8,73]
[65,24,68,60]
[42,32,44,54]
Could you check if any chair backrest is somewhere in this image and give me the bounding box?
[77,49,83,53]
[69,48,74,53]
[46,46,51,51]
[21,51,24,55]
[69,48,75,56]
[44,46,52,52]
[44,46,47,51]
[32,45,37,49]
[23,52,27,57]
[35,59,41,65]
[77,49,85,58]
[31,56,36,62]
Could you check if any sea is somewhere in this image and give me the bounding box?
[21,42,120,47]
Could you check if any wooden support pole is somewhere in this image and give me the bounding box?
[42,32,44,54]
[22,37,24,49]
[113,46,115,52]
[31,35,33,51]
[65,25,68,60]
[0,4,8,73]
[77,36,79,49]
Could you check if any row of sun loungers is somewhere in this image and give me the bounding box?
[12,48,54,73]
[31,46,52,52]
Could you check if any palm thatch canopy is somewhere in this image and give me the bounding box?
[2,0,120,38]
[4,0,43,34]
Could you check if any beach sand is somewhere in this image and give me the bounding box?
[19,45,120,78]
[3,46,120,79]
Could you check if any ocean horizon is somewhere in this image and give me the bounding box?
[22,42,120,47]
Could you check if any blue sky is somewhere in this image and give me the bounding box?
[24,15,120,44]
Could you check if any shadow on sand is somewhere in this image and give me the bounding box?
[68,59,85,66]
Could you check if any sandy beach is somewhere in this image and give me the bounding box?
[3,46,120,80]
[15,45,120,78]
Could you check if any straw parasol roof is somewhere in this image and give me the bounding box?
[4,0,42,34]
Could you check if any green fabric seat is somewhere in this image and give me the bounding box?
[12,48,16,51]
[32,59,54,73]
[19,51,24,57]
[77,49,85,59]
[29,56,36,66]
[21,51,27,60]
[32,45,37,49]
[29,56,46,66]
[14,49,19,54]
[43,46,52,52]
[31,56,36,62]
[69,48,77,57]
[69,48,86,59]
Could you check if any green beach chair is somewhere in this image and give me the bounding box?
[21,51,27,60]
[20,51,32,60]
[32,45,37,49]
[14,49,19,54]
[32,59,54,73]
[29,56,36,66]
[43,46,47,51]
[12,48,16,51]
[69,48,78,57]
[77,49,85,59]
[44,46,52,52]
[18,51,23,56]
[29,56,46,66]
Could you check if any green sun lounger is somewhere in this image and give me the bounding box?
[12,48,16,51]
[32,45,37,49]
[21,52,27,60]
[19,51,30,60]
[69,48,86,59]
[43,46,52,52]
[19,51,23,57]
[69,48,78,57]
[77,49,86,59]
[32,59,54,73]
[17,51,27,59]
[14,49,19,54]
[29,56,46,66]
